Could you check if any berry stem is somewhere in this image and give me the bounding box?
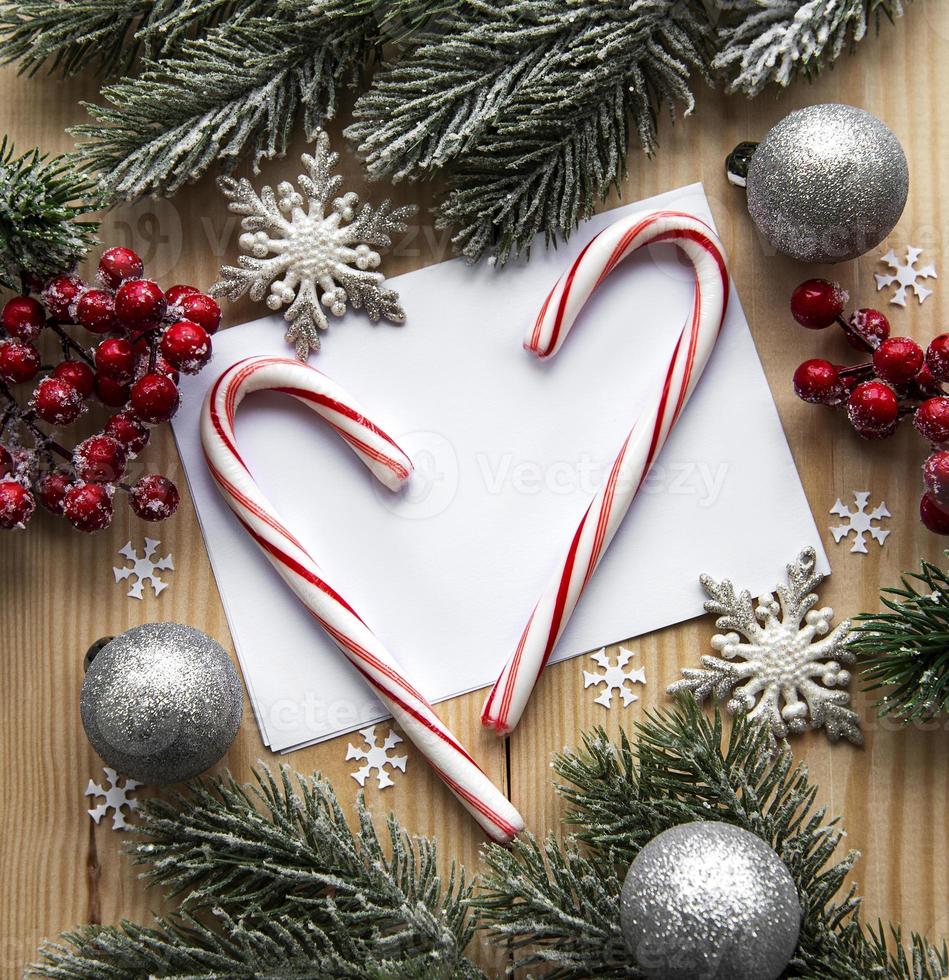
[46,320,95,367]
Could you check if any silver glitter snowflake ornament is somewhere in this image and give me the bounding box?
[668,548,862,748]
[211,131,416,359]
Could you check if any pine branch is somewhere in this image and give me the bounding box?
[71,2,374,201]
[714,0,908,97]
[0,138,100,289]
[0,0,265,79]
[346,0,713,264]
[851,552,949,722]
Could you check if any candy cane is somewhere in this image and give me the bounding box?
[482,210,730,735]
[201,356,524,842]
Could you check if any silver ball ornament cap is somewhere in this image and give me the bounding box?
[746,103,908,264]
[620,821,801,980]
[80,623,243,784]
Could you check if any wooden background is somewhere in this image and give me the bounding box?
[2,5,948,975]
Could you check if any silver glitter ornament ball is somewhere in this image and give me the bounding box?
[620,821,801,980]
[746,103,908,264]
[80,623,243,784]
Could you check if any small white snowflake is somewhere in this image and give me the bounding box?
[668,548,861,748]
[583,647,646,708]
[211,130,416,359]
[346,726,408,789]
[875,247,937,307]
[830,492,891,554]
[113,538,174,599]
[85,768,141,831]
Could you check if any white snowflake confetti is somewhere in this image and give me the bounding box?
[113,538,175,599]
[346,726,408,789]
[668,548,862,748]
[830,491,891,554]
[583,647,646,708]
[211,131,416,359]
[85,768,141,831]
[874,247,937,307]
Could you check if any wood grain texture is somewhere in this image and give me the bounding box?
[1,5,948,974]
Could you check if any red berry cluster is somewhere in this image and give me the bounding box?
[790,278,949,535]
[0,247,220,533]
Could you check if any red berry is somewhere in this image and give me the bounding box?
[130,372,179,424]
[151,354,179,384]
[917,364,938,389]
[94,374,131,408]
[52,360,95,398]
[160,319,211,374]
[115,279,165,330]
[923,451,949,506]
[793,359,845,405]
[790,279,848,329]
[95,337,136,382]
[926,334,949,383]
[42,274,84,321]
[914,397,949,445]
[0,481,35,529]
[178,293,221,335]
[63,482,113,532]
[104,410,150,455]
[165,284,200,306]
[33,377,84,425]
[76,289,118,334]
[2,296,45,341]
[847,380,899,439]
[73,434,127,483]
[847,309,890,351]
[872,337,925,386]
[0,445,12,477]
[921,492,949,535]
[36,470,72,515]
[0,339,40,384]
[97,246,144,289]
[129,474,180,521]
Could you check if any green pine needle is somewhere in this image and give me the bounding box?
[0,138,100,289]
[851,552,949,723]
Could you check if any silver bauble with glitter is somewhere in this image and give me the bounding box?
[620,821,801,980]
[746,103,908,264]
[80,623,243,784]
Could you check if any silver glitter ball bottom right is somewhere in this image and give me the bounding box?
[620,821,801,980]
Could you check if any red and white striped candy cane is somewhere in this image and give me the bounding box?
[201,355,524,842]
[482,210,730,735]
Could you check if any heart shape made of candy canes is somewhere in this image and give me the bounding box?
[482,210,730,735]
[201,355,524,841]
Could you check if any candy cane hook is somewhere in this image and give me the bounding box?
[482,210,731,735]
[202,356,524,841]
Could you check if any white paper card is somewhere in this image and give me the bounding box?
[172,183,825,752]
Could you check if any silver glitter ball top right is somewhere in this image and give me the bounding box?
[746,103,908,264]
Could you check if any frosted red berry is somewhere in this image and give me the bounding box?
[790,279,848,329]
[73,434,127,483]
[847,380,899,439]
[925,334,949,383]
[33,377,84,425]
[872,337,924,386]
[0,481,35,529]
[914,397,949,445]
[53,360,95,398]
[115,279,165,330]
[923,451,949,506]
[42,274,84,321]
[76,288,117,334]
[793,359,845,405]
[63,482,113,532]
[150,354,179,384]
[178,293,221,334]
[129,474,180,521]
[0,339,40,384]
[160,320,211,373]
[165,284,200,307]
[2,296,45,341]
[37,470,72,514]
[94,374,131,408]
[130,372,179,423]
[847,308,890,351]
[97,246,144,288]
[921,492,949,535]
[95,337,136,382]
[104,410,150,455]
